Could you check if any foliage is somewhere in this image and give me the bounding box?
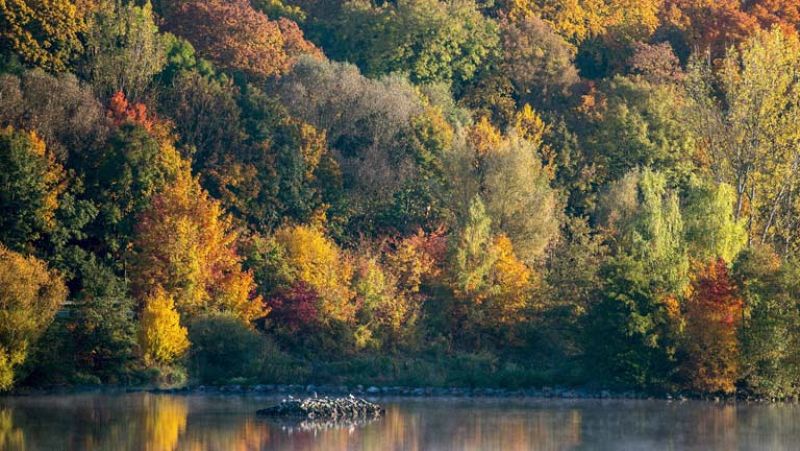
[318,0,499,87]
[0,126,65,253]
[187,313,266,384]
[131,170,265,322]
[139,287,189,367]
[81,0,166,100]
[163,0,320,80]
[0,244,66,390]
[271,224,355,324]
[679,259,742,393]
[0,0,87,71]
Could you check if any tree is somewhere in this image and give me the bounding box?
[582,76,697,188]
[274,57,432,236]
[163,0,320,80]
[584,251,678,388]
[660,0,759,59]
[735,247,800,397]
[683,179,747,263]
[271,225,355,324]
[131,170,265,322]
[81,0,166,100]
[499,14,579,106]
[0,126,65,253]
[88,119,185,259]
[450,195,497,296]
[0,0,88,71]
[482,130,560,263]
[685,29,800,254]
[139,287,190,366]
[319,0,499,87]
[0,70,107,162]
[187,313,266,384]
[0,244,66,390]
[679,258,742,394]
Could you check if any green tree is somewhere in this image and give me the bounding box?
[482,130,560,263]
[735,247,800,397]
[320,0,499,87]
[81,0,166,100]
[0,126,65,253]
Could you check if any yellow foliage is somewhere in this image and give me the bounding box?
[513,104,556,178]
[274,225,356,323]
[0,0,89,70]
[132,170,265,322]
[0,244,66,390]
[486,235,534,327]
[139,287,190,366]
[467,116,503,158]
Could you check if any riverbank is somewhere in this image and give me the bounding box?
[10,383,798,403]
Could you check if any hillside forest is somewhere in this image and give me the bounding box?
[2,0,800,396]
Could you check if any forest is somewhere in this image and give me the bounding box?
[1,0,800,397]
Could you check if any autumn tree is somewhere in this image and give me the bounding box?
[0,70,107,161]
[162,0,320,80]
[131,170,265,322]
[482,130,560,263]
[499,14,579,106]
[139,287,190,366]
[734,247,800,397]
[685,29,800,254]
[0,0,88,71]
[679,258,742,393]
[270,225,355,324]
[0,244,66,390]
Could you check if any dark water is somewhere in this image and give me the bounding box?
[0,393,799,450]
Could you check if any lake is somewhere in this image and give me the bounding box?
[0,393,799,450]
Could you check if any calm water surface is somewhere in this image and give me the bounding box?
[0,393,799,450]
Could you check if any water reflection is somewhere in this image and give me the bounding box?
[1,394,800,450]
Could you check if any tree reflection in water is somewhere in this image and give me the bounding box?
[1,395,800,450]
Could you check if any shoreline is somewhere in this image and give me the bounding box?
[6,383,796,404]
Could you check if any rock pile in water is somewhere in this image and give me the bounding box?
[256,395,384,420]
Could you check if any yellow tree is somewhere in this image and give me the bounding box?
[686,28,800,252]
[483,235,534,329]
[0,0,89,71]
[139,288,190,366]
[273,225,356,324]
[0,244,66,390]
[131,170,265,322]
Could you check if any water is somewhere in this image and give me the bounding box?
[1,393,799,450]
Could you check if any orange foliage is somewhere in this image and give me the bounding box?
[662,0,759,57]
[745,0,800,36]
[132,170,265,322]
[680,258,743,393]
[164,0,321,80]
[107,91,152,130]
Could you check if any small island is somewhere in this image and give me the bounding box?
[257,396,384,421]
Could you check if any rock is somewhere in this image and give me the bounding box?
[366,386,380,394]
[256,396,384,420]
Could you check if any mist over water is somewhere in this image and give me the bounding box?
[0,393,799,450]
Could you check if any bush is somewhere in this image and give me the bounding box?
[188,314,267,384]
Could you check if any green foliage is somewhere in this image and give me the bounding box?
[81,0,166,100]
[188,313,267,384]
[0,126,64,253]
[735,247,800,397]
[319,0,499,87]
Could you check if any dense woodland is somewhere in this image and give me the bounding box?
[1,0,800,396]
